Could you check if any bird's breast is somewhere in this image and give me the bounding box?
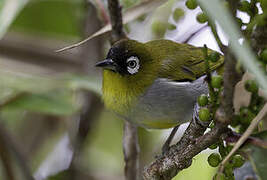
[102,70,153,116]
[102,70,208,129]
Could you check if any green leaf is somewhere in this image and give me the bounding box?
[197,0,267,94]
[0,0,29,39]
[65,74,101,95]
[0,71,66,93]
[11,0,84,38]
[242,131,267,179]
[0,72,100,115]
[234,162,257,180]
[0,71,101,95]
[2,91,79,116]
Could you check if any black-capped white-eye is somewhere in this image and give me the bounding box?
[126,56,140,74]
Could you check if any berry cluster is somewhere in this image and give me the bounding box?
[197,51,222,123]
[151,7,185,37]
[187,0,267,178]
[233,79,264,133]
[209,141,245,180]
[185,0,208,24]
[232,47,267,132]
[197,48,248,179]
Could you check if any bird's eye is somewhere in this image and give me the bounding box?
[126,56,140,74]
[127,60,137,68]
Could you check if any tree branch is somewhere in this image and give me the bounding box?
[107,0,127,44]
[66,2,103,179]
[143,119,229,180]
[123,122,140,180]
[181,25,208,44]
[107,1,139,180]
[68,93,103,180]
[225,128,267,149]
[217,48,241,124]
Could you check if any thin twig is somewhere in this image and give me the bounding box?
[182,25,208,43]
[56,0,127,53]
[107,0,127,43]
[161,125,180,154]
[218,103,267,173]
[67,2,103,178]
[225,131,267,149]
[55,0,165,52]
[55,25,110,53]
[208,21,225,52]
[123,122,140,180]
[202,45,216,104]
[68,93,103,180]
[106,1,139,180]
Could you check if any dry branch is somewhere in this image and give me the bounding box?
[107,0,127,43]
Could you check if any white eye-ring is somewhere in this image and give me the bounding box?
[126,56,140,74]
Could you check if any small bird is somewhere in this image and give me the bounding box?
[96,39,223,129]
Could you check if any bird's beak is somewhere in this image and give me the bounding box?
[95,59,117,71]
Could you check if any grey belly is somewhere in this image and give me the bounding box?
[128,77,208,128]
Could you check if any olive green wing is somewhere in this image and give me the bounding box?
[145,40,224,81]
[182,46,224,79]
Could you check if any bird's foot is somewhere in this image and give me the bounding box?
[161,125,179,155]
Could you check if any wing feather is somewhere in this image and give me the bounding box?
[145,39,224,81]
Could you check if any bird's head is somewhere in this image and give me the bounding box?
[96,39,159,114]
[96,39,154,76]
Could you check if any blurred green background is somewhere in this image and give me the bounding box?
[0,0,216,179]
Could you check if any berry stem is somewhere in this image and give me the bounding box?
[218,103,267,174]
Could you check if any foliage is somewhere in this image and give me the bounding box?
[0,0,267,179]
[192,0,267,179]
[10,0,85,39]
[0,0,29,38]
[243,131,267,179]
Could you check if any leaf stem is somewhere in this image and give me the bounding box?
[202,45,216,108]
